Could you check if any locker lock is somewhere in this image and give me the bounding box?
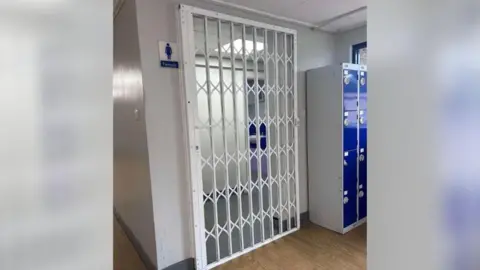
[343,197,349,204]
[358,191,365,198]
[344,77,350,85]
[359,154,365,161]
[359,117,365,124]
[344,118,349,126]
[360,78,366,85]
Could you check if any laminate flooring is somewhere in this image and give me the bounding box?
[214,222,366,270]
[114,218,147,270]
[114,217,366,270]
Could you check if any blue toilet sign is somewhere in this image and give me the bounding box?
[165,43,172,59]
[159,41,179,69]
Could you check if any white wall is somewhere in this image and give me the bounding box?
[113,0,157,266]
[368,0,480,269]
[0,2,112,269]
[134,0,335,267]
[334,25,367,64]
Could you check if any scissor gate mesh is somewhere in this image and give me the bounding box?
[180,6,299,269]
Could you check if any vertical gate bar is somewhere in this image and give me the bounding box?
[283,33,291,231]
[242,24,255,246]
[230,21,244,251]
[253,27,265,242]
[204,17,221,261]
[217,19,233,256]
[180,9,207,268]
[293,34,300,228]
[274,31,283,233]
[264,28,274,238]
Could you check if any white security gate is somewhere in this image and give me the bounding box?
[180,5,300,269]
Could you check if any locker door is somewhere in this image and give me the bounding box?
[343,110,358,151]
[358,70,367,220]
[358,142,367,220]
[343,68,359,151]
[343,149,358,228]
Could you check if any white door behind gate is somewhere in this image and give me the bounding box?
[180,5,300,269]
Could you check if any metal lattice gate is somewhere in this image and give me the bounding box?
[180,5,299,269]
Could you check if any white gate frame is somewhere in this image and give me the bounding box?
[178,5,300,269]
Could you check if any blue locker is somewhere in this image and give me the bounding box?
[343,66,360,228]
[358,71,367,220]
[307,63,367,234]
[358,145,367,220]
[343,149,358,228]
[343,68,359,152]
[249,122,267,149]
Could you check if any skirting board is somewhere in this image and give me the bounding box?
[163,258,195,270]
[342,217,367,234]
[113,208,157,270]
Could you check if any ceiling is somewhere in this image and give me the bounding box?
[206,0,367,33]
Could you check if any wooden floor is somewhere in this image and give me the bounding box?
[114,220,366,270]
[214,223,366,270]
[114,218,147,270]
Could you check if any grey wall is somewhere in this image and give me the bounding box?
[334,25,367,64]
[134,0,335,267]
[113,0,157,266]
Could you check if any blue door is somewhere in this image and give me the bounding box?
[343,68,359,152]
[343,149,358,228]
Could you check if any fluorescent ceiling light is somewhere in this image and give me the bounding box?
[216,39,264,54]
